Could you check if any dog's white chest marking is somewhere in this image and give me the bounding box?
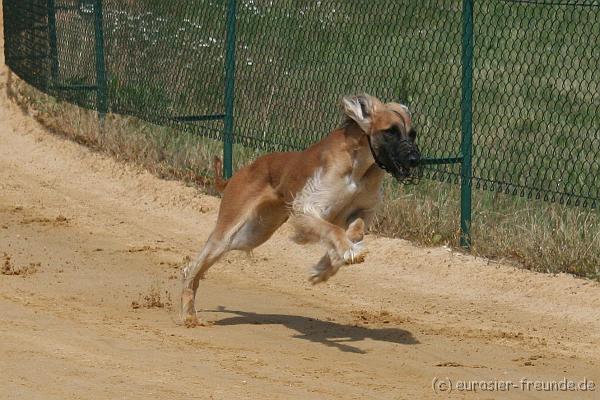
[293,167,363,219]
[345,174,358,192]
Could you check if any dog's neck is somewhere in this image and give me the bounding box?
[341,121,378,180]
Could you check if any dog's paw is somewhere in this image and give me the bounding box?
[183,315,199,328]
[308,273,324,285]
[309,260,331,284]
[308,253,335,284]
[343,241,367,264]
[309,268,330,285]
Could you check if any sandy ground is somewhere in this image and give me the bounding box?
[2,10,600,400]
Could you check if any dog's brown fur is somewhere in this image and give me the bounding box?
[212,156,229,193]
[181,94,415,324]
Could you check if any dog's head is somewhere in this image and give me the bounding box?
[342,94,421,182]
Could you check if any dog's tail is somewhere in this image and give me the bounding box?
[213,156,229,193]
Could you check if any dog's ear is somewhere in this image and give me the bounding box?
[342,94,377,133]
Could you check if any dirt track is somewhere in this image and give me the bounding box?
[2,14,600,400]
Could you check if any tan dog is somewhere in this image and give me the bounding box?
[181,94,420,324]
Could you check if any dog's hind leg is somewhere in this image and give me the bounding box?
[180,189,288,324]
[180,232,228,324]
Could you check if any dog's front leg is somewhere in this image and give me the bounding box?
[304,218,366,284]
[308,251,337,284]
[292,214,365,265]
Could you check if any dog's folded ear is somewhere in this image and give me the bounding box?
[342,94,379,133]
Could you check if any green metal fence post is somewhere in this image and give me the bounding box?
[93,0,108,122]
[460,0,474,248]
[223,0,237,179]
[46,0,59,83]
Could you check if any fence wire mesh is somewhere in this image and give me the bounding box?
[476,0,599,206]
[3,0,599,209]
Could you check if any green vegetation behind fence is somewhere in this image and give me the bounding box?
[3,0,599,245]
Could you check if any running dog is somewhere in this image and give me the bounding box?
[181,94,420,324]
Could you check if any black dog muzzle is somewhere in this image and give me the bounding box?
[368,131,421,184]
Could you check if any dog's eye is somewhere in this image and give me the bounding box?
[382,127,398,136]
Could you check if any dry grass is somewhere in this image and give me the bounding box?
[6,72,226,192]
[375,182,600,279]
[6,75,600,281]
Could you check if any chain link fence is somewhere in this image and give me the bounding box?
[476,0,599,207]
[3,0,599,245]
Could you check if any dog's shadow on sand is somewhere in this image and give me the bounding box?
[206,306,418,354]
